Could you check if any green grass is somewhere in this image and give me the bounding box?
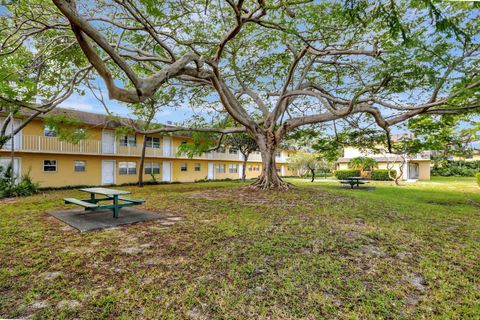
[1,177,479,319]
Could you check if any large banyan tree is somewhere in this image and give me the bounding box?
[2,0,479,189]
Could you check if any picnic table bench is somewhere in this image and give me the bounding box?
[64,187,145,218]
[340,177,369,189]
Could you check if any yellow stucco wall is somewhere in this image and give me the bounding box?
[336,160,430,180]
[0,117,300,187]
[172,159,209,182]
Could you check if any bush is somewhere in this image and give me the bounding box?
[371,169,396,181]
[476,173,480,186]
[0,165,39,198]
[334,170,360,180]
[432,160,480,177]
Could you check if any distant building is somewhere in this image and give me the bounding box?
[336,142,431,180]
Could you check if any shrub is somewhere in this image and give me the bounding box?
[0,165,39,198]
[334,170,360,180]
[476,173,480,186]
[371,169,396,181]
[432,160,480,177]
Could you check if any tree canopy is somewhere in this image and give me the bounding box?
[1,0,478,189]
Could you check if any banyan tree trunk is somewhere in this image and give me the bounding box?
[250,134,291,190]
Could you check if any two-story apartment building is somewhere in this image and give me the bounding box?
[336,144,431,180]
[0,108,297,188]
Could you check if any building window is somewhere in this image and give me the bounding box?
[216,164,225,173]
[181,163,188,172]
[44,125,57,137]
[74,160,86,172]
[194,163,201,171]
[119,162,136,175]
[228,164,238,173]
[275,152,281,157]
[145,162,160,174]
[145,136,160,148]
[248,165,253,172]
[119,135,136,147]
[43,160,57,172]
[276,167,281,173]
[229,148,238,154]
[217,147,226,154]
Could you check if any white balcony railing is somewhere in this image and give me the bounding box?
[8,135,293,163]
[22,135,102,154]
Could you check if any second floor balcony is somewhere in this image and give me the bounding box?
[3,134,290,163]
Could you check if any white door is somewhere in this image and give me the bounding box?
[0,157,21,181]
[163,137,172,157]
[2,118,22,150]
[208,162,215,180]
[102,130,115,154]
[101,160,115,185]
[408,163,419,179]
[281,165,286,176]
[238,164,244,179]
[162,161,172,182]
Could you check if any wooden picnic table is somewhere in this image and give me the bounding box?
[64,187,144,218]
[340,176,367,189]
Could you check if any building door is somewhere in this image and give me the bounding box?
[163,137,172,157]
[208,162,215,180]
[408,163,419,179]
[2,119,22,150]
[101,160,115,185]
[238,164,243,179]
[162,161,172,182]
[0,157,21,181]
[102,130,115,154]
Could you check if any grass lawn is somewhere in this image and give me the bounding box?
[1,177,479,319]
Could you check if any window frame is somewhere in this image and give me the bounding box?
[145,136,161,149]
[43,160,57,172]
[144,162,160,175]
[216,164,226,173]
[228,164,238,173]
[119,134,137,147]
[74,160,86,172]
[44,125,57,137]
[119,161,137,175]
[194,163,201,172]
[180,162,188,172]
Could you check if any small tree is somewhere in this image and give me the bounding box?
[224,134,258,182]
[288,153,331,182]
[349,157,378,176]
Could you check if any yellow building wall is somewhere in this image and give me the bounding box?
[245,163,262,179]
[20,153,103,187]
[0,117,302,187]
[417,161,430,180]
[172,159,209,182]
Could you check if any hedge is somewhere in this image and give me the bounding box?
[334,170,360,180]
[432,160,480,177]
[371,169,396,181]
[477,172,480,186]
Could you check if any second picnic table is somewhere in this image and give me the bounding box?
[64,187,145,218]
[340,176,366,189]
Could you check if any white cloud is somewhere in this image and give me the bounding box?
[58,93,97,113]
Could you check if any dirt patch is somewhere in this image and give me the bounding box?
[186,186,346,208]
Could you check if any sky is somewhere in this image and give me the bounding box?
[59,87,203,126]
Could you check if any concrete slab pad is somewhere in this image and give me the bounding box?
[48,207,164,232]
